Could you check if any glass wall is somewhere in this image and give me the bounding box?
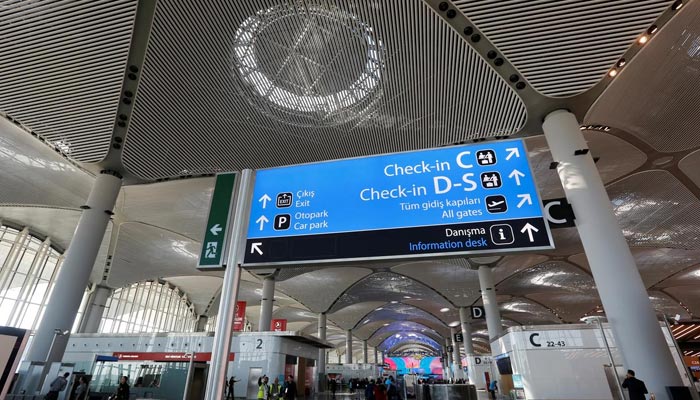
[99,281,197,333]
[0,224,71,331]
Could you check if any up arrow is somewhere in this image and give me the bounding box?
[256,215,269,231]
[509,169,525,186]
[520,223,539,242]
[251,242,263,255]
[505,147,520,161]
[259,194,272,209]
[516,194,532,208]
[209,224,222,236]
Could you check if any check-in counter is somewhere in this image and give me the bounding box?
[415,384,478,400]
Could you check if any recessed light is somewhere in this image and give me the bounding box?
[638,35,649,44]
[608,69,618,77]
[440,308,450,313]
[403,296,412,299]
[672,1,683,10]
[383,323,389,326]
[647,25,658,35]
[390,301,398,304]
[448,321,460,327]
[376,307,383,311]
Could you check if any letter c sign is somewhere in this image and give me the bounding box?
[529,333,541,347]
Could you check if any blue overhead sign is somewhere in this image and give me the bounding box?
[244,139,553,265]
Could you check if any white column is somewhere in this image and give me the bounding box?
[337,353,342,364]
[345,330,353,364]
[543,110,683,398]
[478,265,503,342]
[79,285,112,333]
[27,172,121,363]
[451,327,463,380]
[258,276,275,331]
[317,313,327,392]
[362,340,368,364]
[444,341,453,381]
[374,348,379,364]
[459,307,475,355]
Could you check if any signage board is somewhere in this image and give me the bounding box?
[233,301,246,332]
[198,173,237,269]
[244,140,552,265]
[470,306,485,319]
[543,197,576,228]
[112,352,234,362]
[453,332,464,343]
[271,319,287,331]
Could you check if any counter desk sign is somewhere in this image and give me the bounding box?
[244,140,553,265]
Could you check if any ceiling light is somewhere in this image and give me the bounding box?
[448,321,460,327]
[638,35,649,44]
[647,25,658,35]
[440,308,450,313]
[616,59,626,68]
[608,69,618,77]
[383,323,389,326]
[390,301,398,304]
[376,307,383,311]
[403,296,412,299]
[672,1,683,10]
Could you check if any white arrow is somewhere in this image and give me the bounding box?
[509,169,525,186]
[251,242,263,255]
[258,194,272,209]
[255,215,269,231]
[516,193,532,208]
[209,224,222,236]
[520,223,539,242]
[505,147,520,161]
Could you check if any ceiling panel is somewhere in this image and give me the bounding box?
[570,248,700,288]
[524,131,647,200]
[492,254,549,284]
[116,177,214,242]
[679,150,700,188]
[648,290,692,319]
[276,267,372,313]
[163,275,222,315]
[329,272,451,314]
[528,292,600,323]
[497,261,596,296]
[586,0,700,151]
[454,0,672,97]
[545,227,584,257]
[655,264,700,289]
[0,0,137,162]
[500,298,561,325]
[663,286,700,315]
[330,301,386,330]
[392,260,480,307]
[608,170,700,249]
[108,222,221,288]
[122,0,526,180]
[0,118,92,208]
[354,303,449,338]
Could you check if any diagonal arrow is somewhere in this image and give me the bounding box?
[251,242,263,255]
[209,224,222,236]
[259,194,272,209]
[255,215,269,231]
[506,147,520,161]
[509,169,525,186]
[520,223,539,242]
[516,193,532,208]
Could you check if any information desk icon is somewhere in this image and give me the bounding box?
[490,224,514,245]
[276,193,293,208]
[476,149,497,166]
[480,172,502,189]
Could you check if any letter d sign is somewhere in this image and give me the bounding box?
[470,306,485,319]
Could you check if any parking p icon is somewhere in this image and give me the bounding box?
[274,214,291,230]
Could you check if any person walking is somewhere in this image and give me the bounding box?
[45,372,70,400]
[115,376,130,400]
[73,376,88,400]
[330,378,338,398]
[283,375,297,400]
[488,379,498,400]
[257,376,270,400]
[228,376,240,399]
[270,377,282,400]
[622,370,649,400]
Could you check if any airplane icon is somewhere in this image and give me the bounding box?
[485,195,507,213]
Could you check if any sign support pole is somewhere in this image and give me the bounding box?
[478,265,503,344]
[204,169,254,400]
[451,327,463,380]
[543,110,683,399]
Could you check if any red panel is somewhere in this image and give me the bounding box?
[270,319,287,331]
[234,301,247,332]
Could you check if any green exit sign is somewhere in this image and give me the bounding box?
[198,173,237,269]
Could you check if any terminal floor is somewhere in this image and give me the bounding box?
[255,390,500,399]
